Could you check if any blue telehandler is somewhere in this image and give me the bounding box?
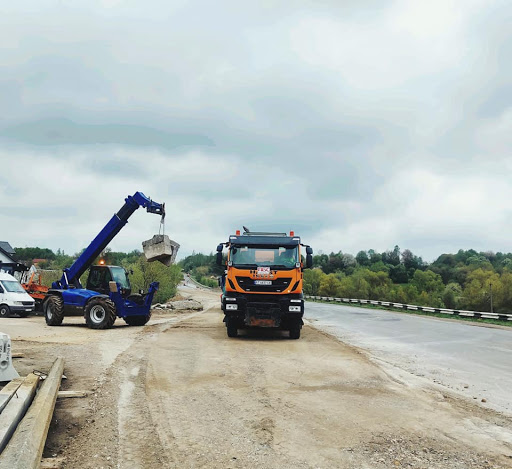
[44,192,177,329]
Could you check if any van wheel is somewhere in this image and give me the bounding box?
[85,298,117,329]
[45,295,64,326]
[0,305,10,318]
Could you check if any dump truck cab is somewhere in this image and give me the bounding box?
[217,230,313,339]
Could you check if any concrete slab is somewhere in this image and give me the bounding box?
[142,235,180,266]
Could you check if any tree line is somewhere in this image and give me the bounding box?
[178,246,512,313]
[306,247,512,313]
[14,246,181,304]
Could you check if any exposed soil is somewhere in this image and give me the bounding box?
[2,288,512,468]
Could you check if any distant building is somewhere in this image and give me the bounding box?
[0,241,16,264]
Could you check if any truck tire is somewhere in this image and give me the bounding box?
[0,304,10,318]
[45,296,64,326]
[85,297,117,329]
[226,317,238,338]
[289,327,301,340]
[123,312,151,326]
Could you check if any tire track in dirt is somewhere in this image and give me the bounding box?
[142,293,512,469]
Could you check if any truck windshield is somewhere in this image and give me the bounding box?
[230,246,298,268]
[1,280,26,293]
[110,267,130,289]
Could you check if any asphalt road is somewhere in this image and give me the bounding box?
[305,301,512,416]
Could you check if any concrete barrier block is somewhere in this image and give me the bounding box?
[142,235,180,266]
[0,334,19,382]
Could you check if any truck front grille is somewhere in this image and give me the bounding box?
[235,277,292,293]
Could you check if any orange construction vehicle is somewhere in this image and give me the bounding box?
[0,263,48,311]
[21,268,49,309]
[216,228,313,339]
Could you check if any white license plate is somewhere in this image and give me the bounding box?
[254,280,272,286]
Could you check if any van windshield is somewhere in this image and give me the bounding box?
[2,280,26,293]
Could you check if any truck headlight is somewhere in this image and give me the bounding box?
[15,301,24,305]
[226,304,238,310]
[289,305,301,312]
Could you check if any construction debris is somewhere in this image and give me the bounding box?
[0,373,40,453]
[142,235,180,266]
[57,390,88,399]
[0,358,64,469]
[153,299,203,311]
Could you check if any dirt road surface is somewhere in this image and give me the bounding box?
[3,289,512,468]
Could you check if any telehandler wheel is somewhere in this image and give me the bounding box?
[123,312,151,326]
[85,298,117,329]
[226,317,238,338]
[289,327,301,340]
[0,304,10,318]
[45,295,64,326]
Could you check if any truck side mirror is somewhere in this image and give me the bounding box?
[216,244,223,266]
[305,246,313,269]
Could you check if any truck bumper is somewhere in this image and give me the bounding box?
[10,305,35,313]
[222,294,304,329]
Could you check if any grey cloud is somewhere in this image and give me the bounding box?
[1,1,511,259]
[0,118,214,149]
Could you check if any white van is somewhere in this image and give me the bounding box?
[0,272,35,318]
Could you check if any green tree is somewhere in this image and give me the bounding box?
[318,274,341,297]
[442,282,462,309]
[303,269,325,296]
[461,269,501,312]
[129,256,182,304]
[356,250,370,266]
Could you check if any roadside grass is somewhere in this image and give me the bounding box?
[305,298,512,328]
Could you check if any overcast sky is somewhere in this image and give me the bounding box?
[0,0,511,261]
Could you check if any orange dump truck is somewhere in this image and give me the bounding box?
[216,229,313,339]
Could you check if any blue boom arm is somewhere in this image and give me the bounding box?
[53,192,165,289]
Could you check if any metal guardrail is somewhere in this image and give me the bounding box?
[304,296,512,321]
[186,275,213,290]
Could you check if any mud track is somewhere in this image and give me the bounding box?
[8,289,512,468]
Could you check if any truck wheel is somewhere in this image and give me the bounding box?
[0,305,10,318]
[289,327,301,340]
[45,296,64,326]
[123,312,151,326]
[226,318,238,338]
[85,298,117,329]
